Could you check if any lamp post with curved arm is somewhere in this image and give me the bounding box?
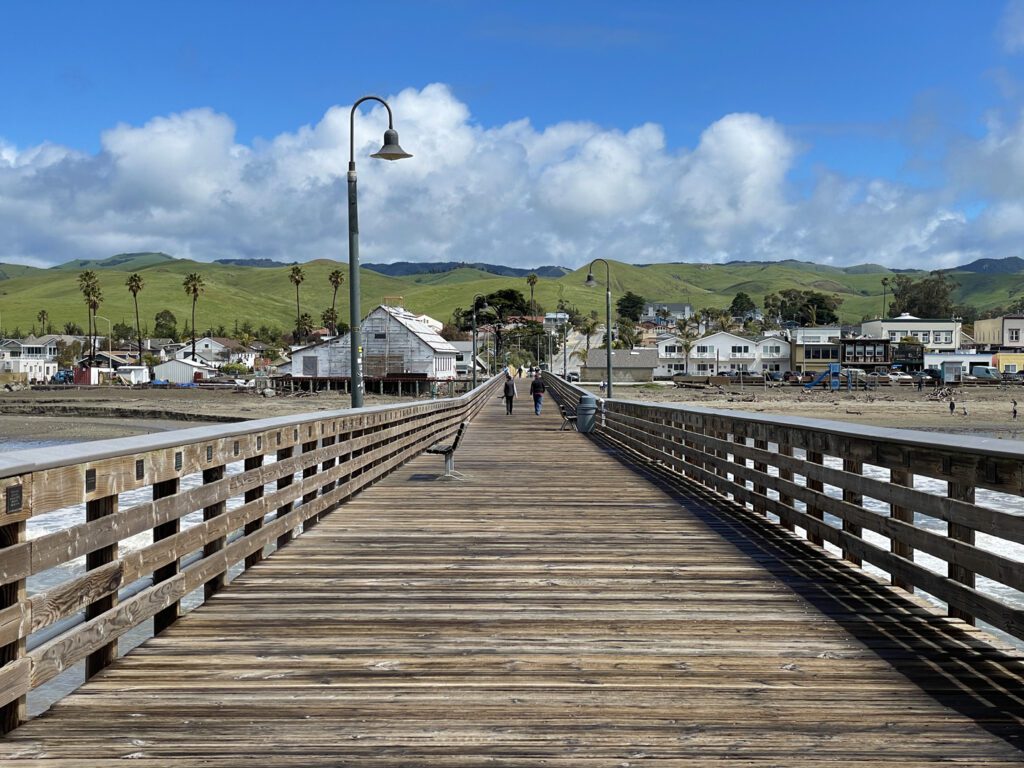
[347,95,412,408]
[584,258,613,397]
[471,294,488,389]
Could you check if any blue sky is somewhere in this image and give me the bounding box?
[3,1,1024,268]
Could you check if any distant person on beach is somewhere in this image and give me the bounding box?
[949,400,956,416]
[503,373,517,415]
[530,372,546,415]
[1014,399,1018,420]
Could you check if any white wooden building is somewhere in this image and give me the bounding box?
[281,305,458,379]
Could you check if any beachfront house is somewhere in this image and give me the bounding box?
[280,305,458,380]
[860,314,963,353]
[675,331,791,376]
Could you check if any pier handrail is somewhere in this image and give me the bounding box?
[543,373,1024,643]
[0,375,502,732]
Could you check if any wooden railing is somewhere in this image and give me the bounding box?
[0,377,501,732]
[543,373,1024,643]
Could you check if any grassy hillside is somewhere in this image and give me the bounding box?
[2,253,1020,335]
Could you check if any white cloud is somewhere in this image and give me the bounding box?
[1000,0,1024,54]
[0,82,1013,270]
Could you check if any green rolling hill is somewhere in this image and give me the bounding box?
[0,252,1020,335]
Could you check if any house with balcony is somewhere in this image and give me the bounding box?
[839,339,892,372]
[663,332,790,376]
[859,314,962,352]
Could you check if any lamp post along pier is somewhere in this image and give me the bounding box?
[347,96,412,408]
[471,294,488,390]
[585,259,613,398]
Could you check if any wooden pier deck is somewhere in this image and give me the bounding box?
[2,393,1024,764]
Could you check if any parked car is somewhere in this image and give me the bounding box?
[886,370,912,382]
[565,372,580,382]
[866,372,890,384]
[50,369,74,384]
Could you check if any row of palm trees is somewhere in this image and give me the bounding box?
[73,266,348,366]
[76,270,205,363]
[289,266,345,342]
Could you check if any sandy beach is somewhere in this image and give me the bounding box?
[2,381,1023,444]
[581,380,1024,440]
[0,387,408,443]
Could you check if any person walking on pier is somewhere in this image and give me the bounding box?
[503,373,517,415]
[530,372,546,415]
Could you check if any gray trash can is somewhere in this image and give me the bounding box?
[577,394,597,433]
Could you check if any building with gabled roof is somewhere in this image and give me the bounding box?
[279,305,458,379]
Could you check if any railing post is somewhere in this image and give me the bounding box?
[152,478,180,635]
[777,442,795,531]
[243,455,265,569]
[805,451,824,546]
[275,446,295,550]
[842,458,863,566]
[320,435,338,499]
[0,516,26,733]
[753,438,768,515]
[948,479,976,625]
[732,433,747,505]
[890,467,914,591]
[202,465,227,600]
[85,493,118,677]
[301,439,320,532]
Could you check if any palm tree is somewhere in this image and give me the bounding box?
[576,315,599,356]
[328,269,345,335]
[289,265,305,342]
[880,276,890,319]
[297,312,315,342]
[77,271,101,362]
[526,273,538,317]
[126,273,145,363]
[182,272,205,360]
[321,307,338,333]
[36,309,49,336]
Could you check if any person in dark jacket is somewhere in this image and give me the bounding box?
[503,373,517,415]
[529,373,546,415]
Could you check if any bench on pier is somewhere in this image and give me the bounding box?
[559,403,578,431]
[425,420,469,479]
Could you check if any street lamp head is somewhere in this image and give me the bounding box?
[584,272,597,287]
[370,128,412,161]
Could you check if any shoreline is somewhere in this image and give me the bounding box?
[3,382,1024,444]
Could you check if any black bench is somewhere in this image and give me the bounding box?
[559,404,578,431]
[425,421,469,479]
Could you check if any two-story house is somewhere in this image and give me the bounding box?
[860,314,962,353]
[669,332,791,376]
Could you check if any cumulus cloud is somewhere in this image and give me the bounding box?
[0,82,1008,269]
